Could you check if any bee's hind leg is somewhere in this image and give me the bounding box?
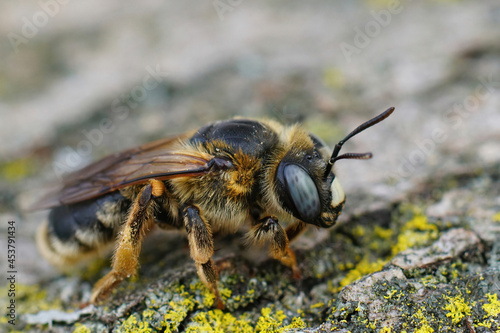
[246,217,306,279]
[90,179,165,304]
[183,205,224,309]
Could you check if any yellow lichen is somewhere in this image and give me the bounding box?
[392,214,438,255]
[185,307,305,333]
[443,294,471,324]
[352,225,366,237]
[415,325,434,333]
[311,302,325,309]
[338,262,354,271]
[279,317,306,331]
[161,298,196,331]
[476,321,492,328]
[119,314,152,333]
[190,281,218,308]
[72,323,91,333]
[0,284,62,314]
[492,212,500,222]
[202,291,216,308]
[255,306,287,333]
[0,157,34,181]
[186,310,253,333]
[383,289,398,300]
[220,287,232,300]
[142,309,156,320]
[483,293,500,318]
[413,309,434,333]
[379,327,392,333]
[159,285,196,331]
[338,257,387,289]
[405,214,436,231]
[420,275,439,287]
[374,226,393,240]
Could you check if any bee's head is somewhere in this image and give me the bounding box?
[276,156,345,228]
[275,107,394,228]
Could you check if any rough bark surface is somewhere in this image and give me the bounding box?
[1,1,499,332]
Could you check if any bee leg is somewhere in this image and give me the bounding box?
[183,205,224,309]
[247,216,302,279]
[90,179,165,304]
[285,221,307,243]
[284,221,307,279]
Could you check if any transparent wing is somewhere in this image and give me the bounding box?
[32,136,213,209]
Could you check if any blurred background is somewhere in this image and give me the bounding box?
[0,0,499,304]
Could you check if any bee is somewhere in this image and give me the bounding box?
[33,107,394,309]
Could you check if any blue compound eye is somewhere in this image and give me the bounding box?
[284,164,320,221]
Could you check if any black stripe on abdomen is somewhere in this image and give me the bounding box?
[47,192,130,252]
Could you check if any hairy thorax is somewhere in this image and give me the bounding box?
[170,149,263,233]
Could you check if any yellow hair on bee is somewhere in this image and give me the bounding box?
[259,122,316,226]
[226,151,259,197]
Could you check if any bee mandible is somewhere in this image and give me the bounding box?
[33,107,394,308]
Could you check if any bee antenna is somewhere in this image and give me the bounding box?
[324,107,395,178]
[331,152,373,164]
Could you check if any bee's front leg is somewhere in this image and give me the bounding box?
[246,216,303,279]
[182,205,224,309]
[285,221,307,243]
[90,179,165,304]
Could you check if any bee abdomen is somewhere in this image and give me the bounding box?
[37,192,130,268]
